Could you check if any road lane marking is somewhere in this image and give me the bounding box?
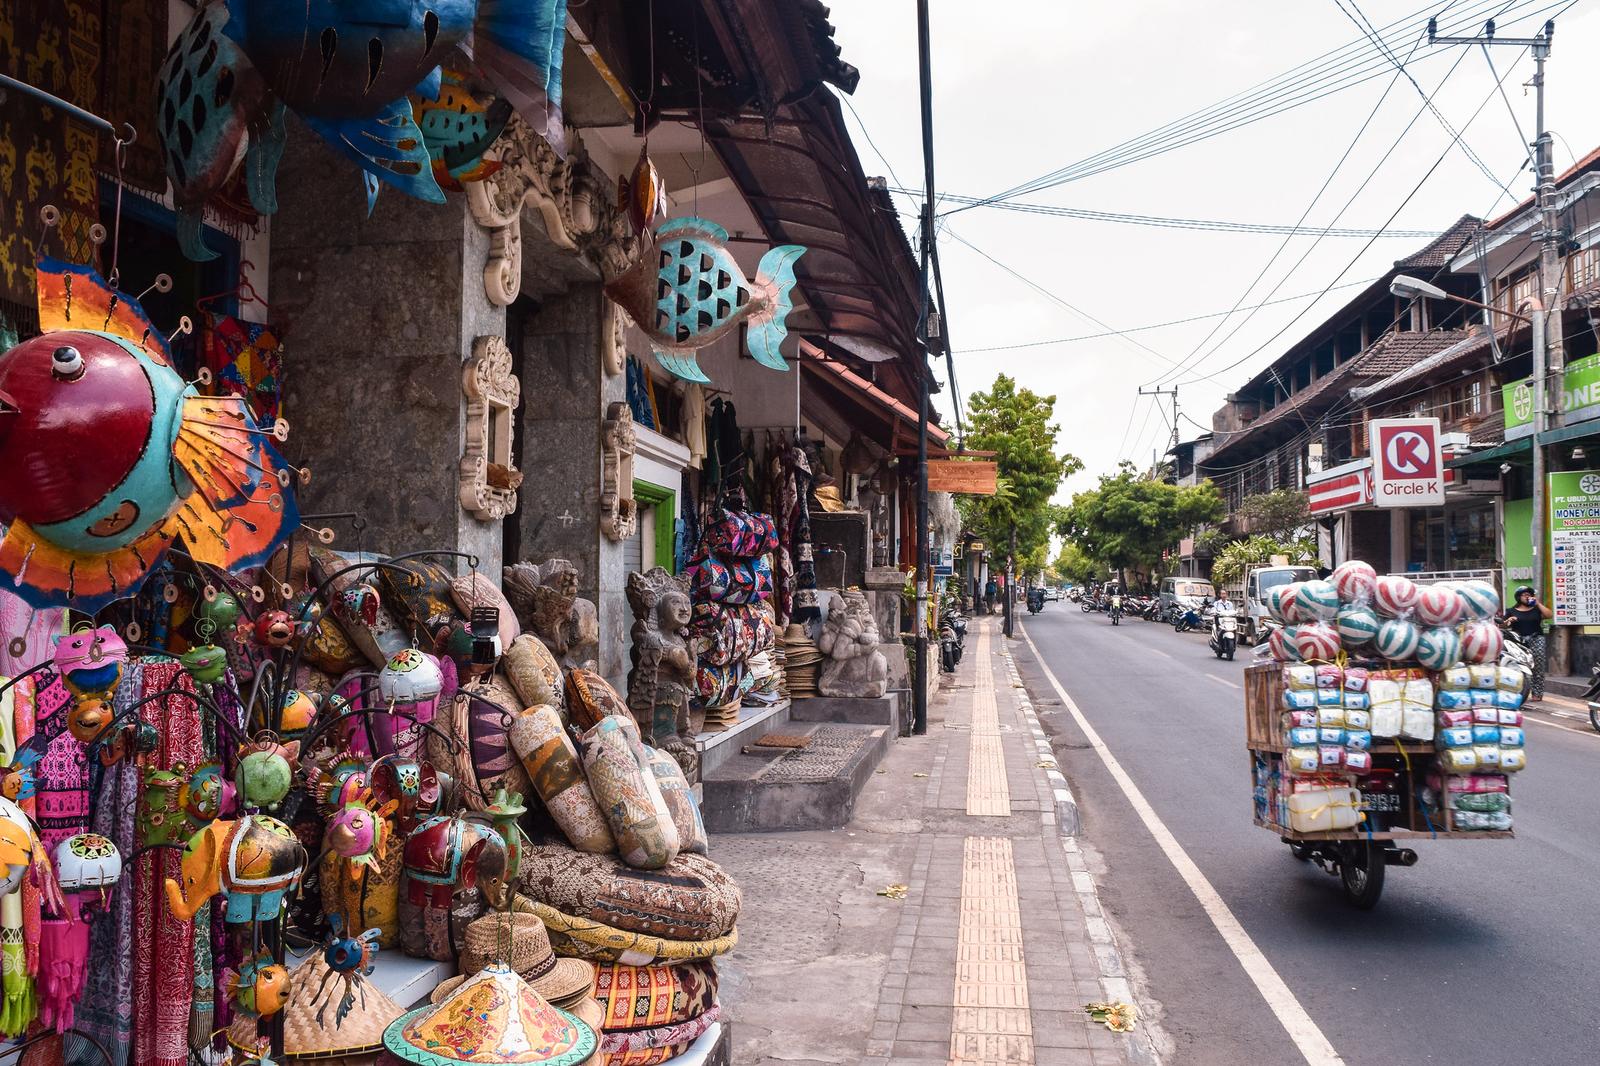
[1018,623,1345,1066]
[1145,646,1173,660]
[1206,673,1242,690]
[1521,714,1600,740]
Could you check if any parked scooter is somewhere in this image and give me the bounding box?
[939,602,967,672]
[1173,598,1208,633]
[1209,599,1239,660]
[1579,659,1600,734]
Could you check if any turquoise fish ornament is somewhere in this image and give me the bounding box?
[604,217,805,384]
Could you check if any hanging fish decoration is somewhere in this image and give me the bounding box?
[0,259,300,612]
[617,147,668,239]
[412,70,512,191]
[604,217,806,384]
[159,0,571,261]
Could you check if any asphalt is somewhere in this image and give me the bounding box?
[1013,604,1600,1066]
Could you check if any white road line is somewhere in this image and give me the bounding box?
[1145,646,1174,660]
[1018,624,1345,1066]
[1522,714,1600,740]
[1205,673,1242,690]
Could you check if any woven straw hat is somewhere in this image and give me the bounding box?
[226,953,404,1062]
[384,964,596,1066]
[431,910,594,1005]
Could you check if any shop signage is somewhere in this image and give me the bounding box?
[1370,418,1445,507]
[1502,353,1600,440]
[927,460,998,495]
[1548,470,1600,625]
[1306,458,1373,514]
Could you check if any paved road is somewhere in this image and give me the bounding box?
[1015,606,1600,1066]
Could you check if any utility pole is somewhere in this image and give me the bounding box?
[1139,385,1180,474]
[912,0,935,734]
[1430,18,1558,610]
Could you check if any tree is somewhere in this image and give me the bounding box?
[955,375,1082,568]
[1058,463,1226,588]
[1238,489,1312,540]
[1052,543,1104,587]
[1209,535,1319,589]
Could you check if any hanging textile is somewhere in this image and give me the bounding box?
[0,676,37,1038]
[200,313,287,425]
[74,661,144,1066]
[0,591,66,679]
[682,384,706,469]
[132,662,201,1066]
[625,355,657,430]
[781,444,821,623]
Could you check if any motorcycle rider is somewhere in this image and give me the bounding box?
[1108,587,1124,623]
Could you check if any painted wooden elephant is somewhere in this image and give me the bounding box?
[165,814,307,924]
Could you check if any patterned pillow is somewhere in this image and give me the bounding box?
[528,899,737,965]
[600,1006,721,1065]
[509,708,614,854]
[700,509,779,559]
[505,634,564,712]
[315,548,409,667]
[445,674,531,810]
[591,960,719,1032]
[516,847,739,941]
[646,749,707,855]
[380,559,462,645]
[320,828,405,948]
[448,572,520,650]
[578,716,679,870]
[565,668,628,731]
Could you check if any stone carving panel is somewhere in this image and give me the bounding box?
[460,335,523,521]
[600,401,637,542]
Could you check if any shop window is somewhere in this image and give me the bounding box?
[1469,380,1483,415]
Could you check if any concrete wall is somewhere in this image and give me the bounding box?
[270,126,505,571]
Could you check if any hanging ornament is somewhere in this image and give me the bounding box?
[235,736,301,809]
[228,951,292,1018]
[180,643,229,685]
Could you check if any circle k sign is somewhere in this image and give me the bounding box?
[1370,417,1445,508]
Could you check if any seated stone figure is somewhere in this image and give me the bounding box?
[817,589,889,699]
[503,558,600,671]
[626,567,698,779]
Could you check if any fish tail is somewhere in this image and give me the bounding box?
[0,520,172,613]
[301,99,445,207]
[177,210,219,263]
[653,349,711,385]
[243,102,288,217]
[468,0,570,156]
[745,245,807,371]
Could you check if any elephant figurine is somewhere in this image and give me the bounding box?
[165,814,307,924]
[401,815,505,909]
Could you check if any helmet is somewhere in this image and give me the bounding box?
[1515,585,1535,599]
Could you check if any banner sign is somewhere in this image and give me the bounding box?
[1548,470,1600,625]
[1503,353,1600,439]
[1370,418,1445,507]
[1307,458,1373,514]
[927,460,998,495]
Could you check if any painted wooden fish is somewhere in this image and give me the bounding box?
[0,260,299,611]
[412,70,512,191]
[160,0,569,260]
[604,217,806,384]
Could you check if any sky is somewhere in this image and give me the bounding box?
[824,0,1600,501]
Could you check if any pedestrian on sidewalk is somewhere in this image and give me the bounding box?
[1501,585,1553,701]
[985,577,998,615]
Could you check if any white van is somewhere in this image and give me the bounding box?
[1158,577,1216,617]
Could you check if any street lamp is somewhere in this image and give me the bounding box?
[1388,275,1531,323]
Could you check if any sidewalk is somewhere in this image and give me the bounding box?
[714,619,1144,1065]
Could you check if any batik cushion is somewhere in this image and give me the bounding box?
[320,828,405,947]
[505,634,564,712]
[448,573,521,650]
[566,668,629,730]
[444,674,531,811]
[579,716,679,870]
[599,1005,721,1065]
[529,899,737,966]
[645,749,706,856]
[315,548,410,667]
[590,960,718,1032]
[379,559,462,645]
[510,708,614,854]
[516,846,739,941]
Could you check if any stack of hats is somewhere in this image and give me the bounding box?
[686,504,779,727]
[430,911,599,1026]
[781,624,820,698]
[384,964,597,1066]
[227,954,405,1066]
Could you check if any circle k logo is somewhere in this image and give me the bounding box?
[1383,430,1432,477]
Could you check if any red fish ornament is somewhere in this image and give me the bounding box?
[0,260,299,611]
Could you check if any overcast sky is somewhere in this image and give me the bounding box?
[826,0,1600,500]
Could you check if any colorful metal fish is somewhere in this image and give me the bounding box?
[412,70,511,191]
[229,952,292,1017]
[604,217,806,384]
[160,0,570,260]
[617,147,668,239]
[0,260,299,612]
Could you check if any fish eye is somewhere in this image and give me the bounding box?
[52,346,85,380]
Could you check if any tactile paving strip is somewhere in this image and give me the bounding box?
[966,628,1012,817]
[949,835,1035,1064]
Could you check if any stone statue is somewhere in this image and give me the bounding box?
[625,567,697,778]
[503,559,600,670]
[817,589,889,699]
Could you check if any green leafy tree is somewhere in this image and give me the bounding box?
[1058,463,1226,589]
[955,375,1082,569]
[1209,535,1319,589]
[1238,489,1312,540]
[1052,543,1105,587]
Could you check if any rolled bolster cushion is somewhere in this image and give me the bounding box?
[504,634,564,712]
[600,1004,722,1064]
[510,708,615,854]
[517,846,739,941]
[645,749,707,856]
[579,716,679,870]
[590,959,719,1031]
[528,899,737,965]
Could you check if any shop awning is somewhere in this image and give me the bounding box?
[802,347,949,447]
[1536,417,1600,448]
[1446,437,1532,467]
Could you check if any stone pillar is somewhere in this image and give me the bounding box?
[270,127,507,570]
[512,282,627,686]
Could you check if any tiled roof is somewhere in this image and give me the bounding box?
[1396,215,1482,268]
[1356,327,1476,376]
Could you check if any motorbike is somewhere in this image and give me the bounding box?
[1209,603,1239,660]
[1499,631,1535,703]
[939,602,967,672]
[1173,601,1203,633]
[1026,589,1045,614]
[1580,660,1600,734]
[1109,596,1123,626]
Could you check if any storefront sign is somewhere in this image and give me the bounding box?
[1503,353,1600,440]
[927,460,998,495]
[1306,458,1373,514]
[1548,470,1600,625]
[1370,418,1445,507]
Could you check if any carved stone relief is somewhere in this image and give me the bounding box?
[600,298,627,377]
[600,401,637,542]
[465,115,638,306]
[459,335,523,521]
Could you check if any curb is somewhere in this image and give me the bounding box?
[999,645,1082,835]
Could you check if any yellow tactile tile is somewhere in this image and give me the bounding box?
[966,629,1012,817]
[949,836,1034,1065]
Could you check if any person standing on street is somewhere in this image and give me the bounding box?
[1501,586,1553,701]
[984,577,998,615]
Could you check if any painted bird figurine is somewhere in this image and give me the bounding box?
[0,259,299,612]
[159,0,570,261]
[604,217,806,384]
